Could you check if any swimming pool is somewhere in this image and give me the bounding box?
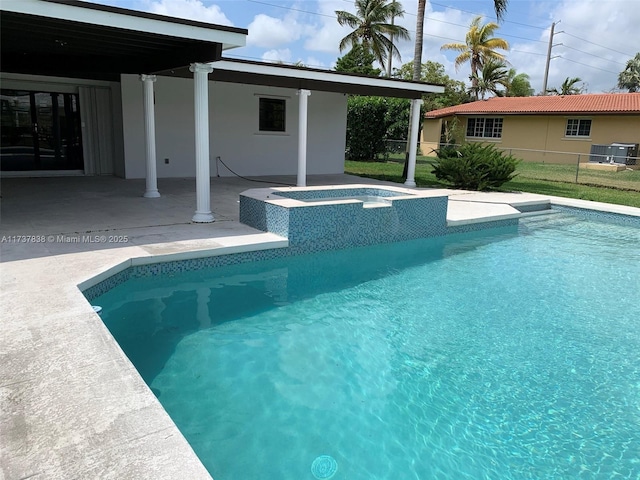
[93,209,640,479]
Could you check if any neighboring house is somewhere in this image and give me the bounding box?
[0,0,442,222]
[422,94,640,165]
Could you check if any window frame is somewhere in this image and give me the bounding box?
[465,117,504,140]
[258,97,286,133]
[565,118,592,138]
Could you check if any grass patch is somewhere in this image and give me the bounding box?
[516,162,640,191]
[345,160,640,208]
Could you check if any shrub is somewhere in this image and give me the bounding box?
[345,96,388,161]
[432,143,519,190]
[345,96,422,161]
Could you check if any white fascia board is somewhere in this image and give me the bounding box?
[2,0,246,49]
[213,60,445,94]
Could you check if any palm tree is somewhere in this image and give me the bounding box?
[401,0,426,180]
[618,52,640,92]
[470,59,509,99]
[504,68,534,96]
[547,77,583,95]
[402,1,508,179]
[336,0,410,70]
[441,16,509,100]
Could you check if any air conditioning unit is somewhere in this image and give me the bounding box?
[589,144,611,163]
[610,143,638,165]
[589,143,638,165]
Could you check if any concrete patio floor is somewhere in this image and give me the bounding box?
[1,174,638,479]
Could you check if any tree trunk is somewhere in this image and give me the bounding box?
[386,1,396,77]
[471,56,479,100]
[403,0,426,180]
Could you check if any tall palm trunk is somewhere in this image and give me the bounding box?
[470,53,480,99]
[403,0,426,179]
[412,0,425,82]
[386,1,396,77]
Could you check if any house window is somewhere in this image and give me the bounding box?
[466,117,503,139]
[259,98,286,132]
[565,118,591,137]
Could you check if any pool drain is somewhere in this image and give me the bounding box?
[311,455,337,479]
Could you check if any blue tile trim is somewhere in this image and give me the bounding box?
[274,187,407,201]
[240,188,449,250]
[83,268,131,302]
[82,200,640,302]
[83,217,516,302]
[447,218,519,235]
[552,205,640,227]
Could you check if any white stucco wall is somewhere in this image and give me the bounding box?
[120,74,347,179]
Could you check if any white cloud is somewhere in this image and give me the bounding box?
[541,0,639,92]
[261,48,292,63]
[247,13,303,48]
[304,0,351,56]
[304,56,326,69]
[145,0,233,26]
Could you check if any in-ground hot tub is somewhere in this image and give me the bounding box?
[240,184,450,252]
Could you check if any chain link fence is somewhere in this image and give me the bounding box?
[381,141,640,192]
[496,147,639,192]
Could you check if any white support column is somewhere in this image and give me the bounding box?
[140,74,160,198]
[189,63,215,223]
[404,98,423,188]
[297,89,311,187]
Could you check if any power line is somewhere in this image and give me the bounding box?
[560,32,635,58]
[410,0,549,32]
[559,57,620,75]
[342,0,549,40]
[511,48,547,57]
[245,0,335,19]
[242,0,627,77]
[559,44,627,67]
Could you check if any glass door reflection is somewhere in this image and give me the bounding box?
[1,89,83,171]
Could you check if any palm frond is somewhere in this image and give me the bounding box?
[336,11,362,29]
[493,0,508,22]
[441,42,467,52]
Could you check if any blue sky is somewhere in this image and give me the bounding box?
[85,0,639,94]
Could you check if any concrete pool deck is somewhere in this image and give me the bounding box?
[1,174,639,479]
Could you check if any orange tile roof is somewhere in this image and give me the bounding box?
[425,93,640,118]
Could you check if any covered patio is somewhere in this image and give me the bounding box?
[1,0,444,227]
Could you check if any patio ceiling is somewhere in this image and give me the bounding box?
[1,1,441,97]
[0,0,247,81]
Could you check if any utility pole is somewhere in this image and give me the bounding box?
[542,21,562,95]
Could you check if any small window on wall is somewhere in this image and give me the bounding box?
[565,118,591,137]
[466,117,503,139]
[259,97,286,132]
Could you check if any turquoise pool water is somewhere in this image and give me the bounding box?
[96,211,640,479]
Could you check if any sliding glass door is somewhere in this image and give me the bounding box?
[1,89,83,172]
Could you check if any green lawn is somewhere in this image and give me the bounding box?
[345,160,640,209]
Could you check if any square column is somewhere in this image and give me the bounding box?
[140,74,160,198]
[297,89,311,187]
[190,63,215,223]
[404,98,423,188]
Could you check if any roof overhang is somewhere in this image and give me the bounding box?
[159,58,445,99]
[0,0,247,81]
[425,111,640,119]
